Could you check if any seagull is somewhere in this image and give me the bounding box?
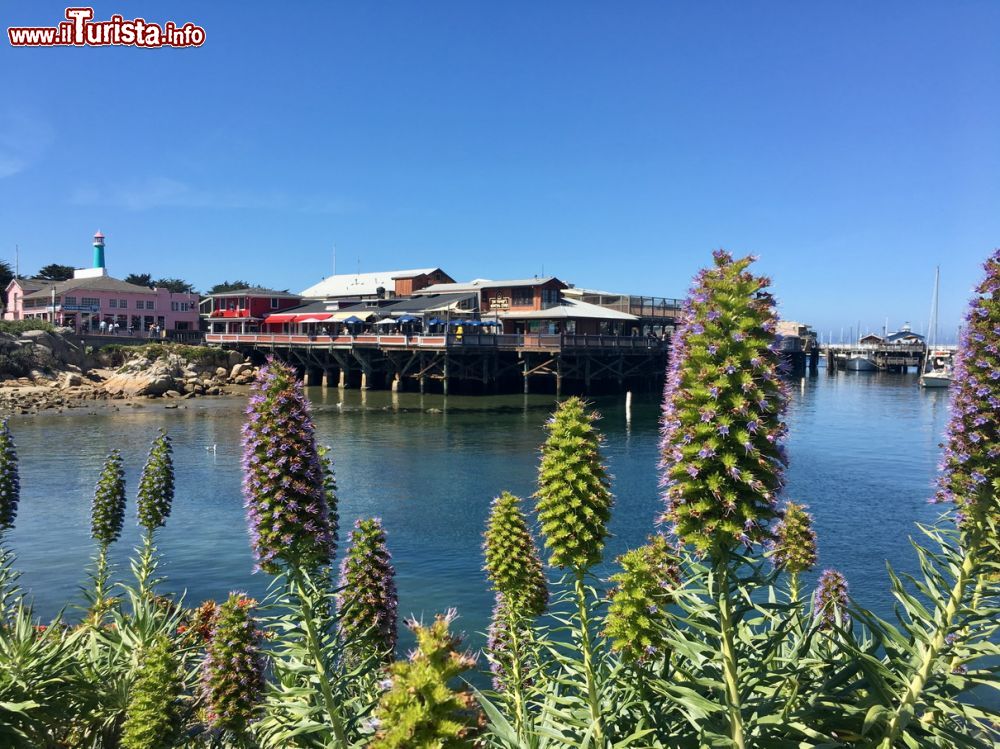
[205,444,217,452]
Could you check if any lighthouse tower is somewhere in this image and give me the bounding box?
[74,230,110,279]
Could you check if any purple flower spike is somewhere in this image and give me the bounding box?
[241,358,335,574]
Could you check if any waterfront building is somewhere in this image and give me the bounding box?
[201,287,303,334]
[3,232,200,333]
[300,267,454,301]
[885,323,924,345]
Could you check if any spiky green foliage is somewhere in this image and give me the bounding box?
[91,451,126,547]
[483,491,548,617]
[137,430,174,532]
[659,250,788,558]
[370,612,481,749]
[771,501,818,574]
[119,634,183,749]
[535,397,613,571]
[937,248,1000,557]
[338,517,398,663]
[0,420,19,531]
[201,593,264,736]
[604,534,679,663]
[813,568,849,631]
[318,444,340,557]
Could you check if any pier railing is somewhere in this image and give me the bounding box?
[204,332,667,352]
[577,293,683,319]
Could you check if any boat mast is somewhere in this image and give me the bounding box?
[925,266,939,373]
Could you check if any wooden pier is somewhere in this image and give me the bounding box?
[205,331,670,395]
[823,343,938,372]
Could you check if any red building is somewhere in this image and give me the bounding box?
[201,287,303,334]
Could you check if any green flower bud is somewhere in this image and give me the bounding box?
[483,491,547,617]
[137,430,174,532]
[0,420,20,532]
[660,251,788,558]
[120,635,183,749]
[337,518,398,663]
[771,501,818,574]
[535,397,614,571]
[201,593,265,735]
[604,535,680,663]
[91,450,126,547]
[370,611,481,748]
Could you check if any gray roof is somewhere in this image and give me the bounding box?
[373,293,477,315]
[207,287,300,298]
[498,298,638,322]
[415,277,564,295]
[22,275,184,300]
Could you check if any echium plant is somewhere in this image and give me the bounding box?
[483,491,548,616]
[201,593,265,740]
[482,491,547,739]
[338,517,398,663]
[370,611,480,749]
[0,419,19,532]
[120,634,183,749]
[535,396,614,741]
[659,250,788,556]
[604,534,679,663]
[936,247,1000,553]
[88,450,126,624]
[241,357,335,574]
[812,568,849,631]
[771,501,818,601]
[0,419,19,612]
[874,249,1000,747]
[135,430,175,595]
[137,429,174,534]
[657,251,789,749]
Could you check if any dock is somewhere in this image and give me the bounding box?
[205,331,670,395]
[822,343,957,372]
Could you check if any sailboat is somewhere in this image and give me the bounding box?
[920,266,951,388]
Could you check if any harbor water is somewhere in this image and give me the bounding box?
[7,366,950,657]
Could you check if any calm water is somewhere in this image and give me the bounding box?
[6,366,950,657]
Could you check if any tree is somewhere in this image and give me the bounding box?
[208,280,254,294]
[154,278,196,294]
[0,261,13,304]
[34,264,74,281]
[124,273,154,288]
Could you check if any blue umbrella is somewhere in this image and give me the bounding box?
[397,314,419,323]
[342,315,363,324]
[427,317,444,325]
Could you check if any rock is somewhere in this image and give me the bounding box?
[60,372,83,388]
[215,367,228,378]
[227,351,244,367]
[164,403,179,409]
[163,390,182,399]
[229,362,254,380]
[102,372,175,397]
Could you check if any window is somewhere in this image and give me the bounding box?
[136,300,144,309]
[512,287,534,306]
[109,299,117,308]
[81,297,100,308]
[145,300,155,310]
[64,296,77,306]
[270,297,280,309]
[541,288,560,307]
[119,299,127,308]
[171,302,178,311]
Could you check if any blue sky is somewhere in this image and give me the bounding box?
[2,2,998,339]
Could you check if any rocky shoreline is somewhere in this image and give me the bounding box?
[0,327,259,416]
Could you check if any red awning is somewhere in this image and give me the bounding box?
[264,313,333,324]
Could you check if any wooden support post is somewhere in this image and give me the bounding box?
[391,373,401,392]
[338,368,348,389]
[556,357,563,396]
[322,369,334,388]
[360,371,369,390]
[443,357,450,396]
[419,375,426,394]
[523,357,530,394]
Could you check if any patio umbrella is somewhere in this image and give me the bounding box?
[375,318,397,326]
[397,314,419,323]
[427,317,444,325]
[342,316,363,324]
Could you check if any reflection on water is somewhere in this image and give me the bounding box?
[7,365,950,658]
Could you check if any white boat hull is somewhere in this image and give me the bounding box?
[920,371,951,388]
[846,356,877,371]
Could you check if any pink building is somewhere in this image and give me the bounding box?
[4,232,201,334]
